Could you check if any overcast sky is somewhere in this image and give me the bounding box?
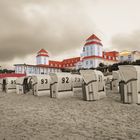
[0,0,140,68]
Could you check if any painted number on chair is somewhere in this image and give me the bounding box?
[41,79,48,84]
[75,77,80,82]
[62,77,69,83]
[11,80,16,84]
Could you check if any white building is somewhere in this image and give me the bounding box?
[76,34,118,69]
[119,51,140,62]
[15,49,62,75]
[15,34,121,75]
[36,49,49,65]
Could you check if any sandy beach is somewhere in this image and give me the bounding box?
[0,91,140,140]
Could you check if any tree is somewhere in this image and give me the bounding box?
[0,69,15,73]
[99,63,105,67]
[135,59,140,65]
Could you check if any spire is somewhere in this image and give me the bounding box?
[38,49,48,54]
[37,49,49,57]
[84,34,102,46]
[86,34,101,41]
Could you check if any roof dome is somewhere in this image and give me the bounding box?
[36,49,49,57]
[84,34,102,46]
[86,34,101,41]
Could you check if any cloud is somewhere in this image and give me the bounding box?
[111,30,140,51]
[0,0,98,63]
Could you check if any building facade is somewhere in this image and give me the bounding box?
[15,34,139,75]
[76,34,118,69]
[15,49,80,75]
[119,51,140,62]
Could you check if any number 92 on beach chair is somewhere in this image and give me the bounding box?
[50,72,73,98]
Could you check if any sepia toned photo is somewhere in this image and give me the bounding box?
[0,0,140,140]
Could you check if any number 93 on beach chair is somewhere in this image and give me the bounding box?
[31,75,51,96]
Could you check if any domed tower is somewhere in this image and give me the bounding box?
[82,34,103,57]
[36,49,49,65]
[81,34,103,68]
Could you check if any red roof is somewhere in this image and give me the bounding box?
[0,73,26,78]
[86,34,101,41]
[62,57,80,63]
[37,49,49,57]
[18,57,80,69]
[84,41,103,46]
[49,60,62,68]
[36,54,49,57]
[82,55,118,62]
[62,57,80,68]
[38,49,48,54]
[37,60,63,68]
[103,51,119,57]
[103,51,119,61]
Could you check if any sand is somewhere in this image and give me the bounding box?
[0,91,140,140]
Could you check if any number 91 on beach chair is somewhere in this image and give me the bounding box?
[80,70,106,101]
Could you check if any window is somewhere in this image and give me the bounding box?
[90,60,93,65]
[29,67,32,74]
[98,47,100,56]
[128,55,131,61]
[44,58,46,64]
[83,47,85,52]
[120,56,123,61]
[86,61,88,65]
[18,66,22,72]
[31,67,33,73]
